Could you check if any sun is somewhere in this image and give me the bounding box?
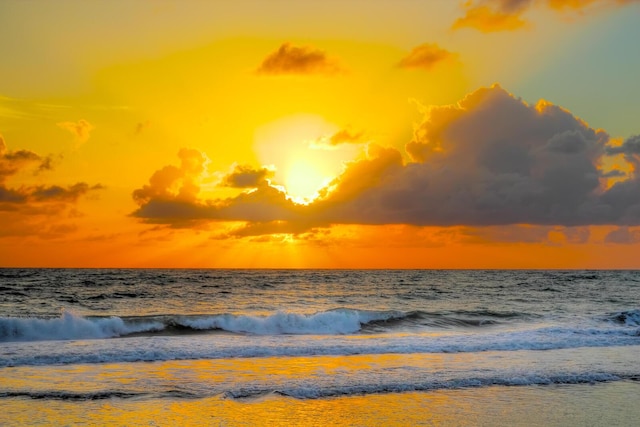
[254,114,360,204]
[284,158,330,204]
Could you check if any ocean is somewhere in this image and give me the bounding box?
[1,269,640,426]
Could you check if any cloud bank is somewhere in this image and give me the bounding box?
[132,85,640,236]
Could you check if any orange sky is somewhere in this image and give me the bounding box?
[1,0,640,268]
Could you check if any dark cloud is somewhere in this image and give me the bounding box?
[132,182,303,226]
[318,85,638,226]
[0,187,27,204]
[132,149,303,227]
[397,43,458,71]
[224,220,324,238]
[0,135,43,183]
[605,226,640,244]
[0,180,101,207]
[0,137,103,239]
[220,165,274,188]
[606,135,640,157]
[256,43,344,76]
[601,169,627,178]
[132,85,640,236]
[30,183,103,203]
[37,155,55,173]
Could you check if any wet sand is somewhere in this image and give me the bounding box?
[2,380,639,426]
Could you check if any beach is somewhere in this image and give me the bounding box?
[2,366,639,426]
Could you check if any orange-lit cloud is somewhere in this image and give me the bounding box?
[132,85,640,238]
[397,43,458,71]
[57,119,95,145]
[452,4,529,32]
[326,129,365,146]
[256,43,344,75]
[132,148,207,206]
[0,136,102,238]
[606,134,640,167]
[547,0,639,10]
[454,0,638,32]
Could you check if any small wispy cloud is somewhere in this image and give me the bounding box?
[57,119,95,146]
[256,43,345,76]
[397,43,458,71]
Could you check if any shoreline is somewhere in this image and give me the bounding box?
[1,381,639,426]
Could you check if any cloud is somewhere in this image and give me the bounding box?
[397,43,458,70]
[452,4,530,32]
[606,135,640,157]
[134,120,151,135]
[57,119,94,145]
[0,135,43,184]
[132,149,303,227]
[30,183,103,203]
[605,226,640,244]
[0,137,103,239]
[453,0,638,32]
[132,148,207,206]
[256,43,344,76]
[327,129,365,146]
[547,0,639,10]
[220,164,274,188]
[223,220,324,239]
[315,85,640,227]
[132,85,640,237]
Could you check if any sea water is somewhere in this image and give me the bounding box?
[1,269,640,425]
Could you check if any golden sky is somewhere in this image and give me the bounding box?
[1,0,640,268]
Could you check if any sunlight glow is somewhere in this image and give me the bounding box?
[284,159,330,204]
[255,114,360,204]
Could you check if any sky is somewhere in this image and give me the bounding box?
[1,0,640,268]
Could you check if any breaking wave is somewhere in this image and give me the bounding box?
[2,308,637,345]
[0,310,404,342]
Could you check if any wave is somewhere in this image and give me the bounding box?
[0,309,540,343]
[2,322,639,367]
[2,308,637,344]
[225,372,625,400]
[0,390,144,401]
[608,309,640,327]
[0,312,164,342]
[0,310,406,342]
[176,309,402,335]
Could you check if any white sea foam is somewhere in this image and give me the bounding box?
[0,311,163,342]
[1,322,639,367]
[177,310,397,335]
